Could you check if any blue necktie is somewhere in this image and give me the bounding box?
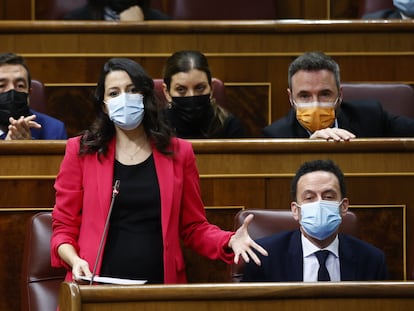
[315,250,331,281]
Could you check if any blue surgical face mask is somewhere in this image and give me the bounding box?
[297,199,343,240]
[394,0,414,17]
[106,93,144,130]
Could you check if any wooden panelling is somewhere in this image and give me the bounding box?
[4,0,359,20]
[1,139,414,310]
[184,206,244,283]
[43,83,270,137]
[1,21,414,138]
[0,0,31,19]
[350,205,406,281]
[1,19,414,309]
[59,282,414,311]
[0,210,49,311]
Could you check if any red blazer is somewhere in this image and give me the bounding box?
[51,136,234,283]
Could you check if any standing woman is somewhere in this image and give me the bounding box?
[162,50,246,138]
[51,58,266,284]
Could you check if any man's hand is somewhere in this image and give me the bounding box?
[310,128,356,141]
[228,214,268,265]
[5,115,41,140]
[119,5,144,21]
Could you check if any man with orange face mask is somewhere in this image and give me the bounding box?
[263,51,414,141]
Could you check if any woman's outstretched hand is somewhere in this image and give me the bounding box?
[228,214,268,265]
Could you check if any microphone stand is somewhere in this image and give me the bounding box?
[90,180,120,285]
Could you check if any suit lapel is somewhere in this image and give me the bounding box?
[96,138,116,217]
[287,230,304,281]
[289,109,310,138]
[152,142,174,238]
[338,234,357,280]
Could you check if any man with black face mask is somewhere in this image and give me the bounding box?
[0,53,67,140]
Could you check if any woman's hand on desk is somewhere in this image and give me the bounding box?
[228,214,268,265]
[58,243,92,280]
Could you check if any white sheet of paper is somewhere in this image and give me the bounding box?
[79,275,147,285]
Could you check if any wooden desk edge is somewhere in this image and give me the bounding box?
[2,20,414,34]
[1,138,414,155]
[60,281,414,303]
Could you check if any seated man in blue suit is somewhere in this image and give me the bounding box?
[262,51,414,140]
[0,52,67,140]
[242,159,388,282]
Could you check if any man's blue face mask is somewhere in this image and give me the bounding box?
[296,199,343,241]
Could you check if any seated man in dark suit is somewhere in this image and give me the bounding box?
[63,0,170,21]
[0,52,67,140]
[242,159,388,282]
[262,51,414,140]
[363,0,414,19]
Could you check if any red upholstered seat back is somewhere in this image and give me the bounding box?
[30,79,47,113]
[167,0,278,20]
[21,212,66,311]
[35,0,88,19]
[358,0,394,17]
[341,83,414,119]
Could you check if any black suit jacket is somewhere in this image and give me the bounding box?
[63,4,170,20]
[262,100,414,138]
[242,230,388,282]
[363,9,403,19]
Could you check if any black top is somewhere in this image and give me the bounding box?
[163,108,246,138]
[362,9,403,19]
[100,154,164,283]
[63,3,170,20]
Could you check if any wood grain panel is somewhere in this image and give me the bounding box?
[44,84,270,138]
[183,206,243,283]
[350,205,406,281]
[0,179,55,207]
[58,282,414,311]
[2,21,414,130]
[5,0,359,20]
[0,209,51,311]
[1,139,414,310]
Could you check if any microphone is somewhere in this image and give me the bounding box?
[90,179,120,285]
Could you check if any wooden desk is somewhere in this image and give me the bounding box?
[1,20,414,136]
[59,281,414,311]
[1,138,414,310]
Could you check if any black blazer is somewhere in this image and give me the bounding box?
[262,100,414,138]
[363,9,403,19]
[63,4,170,20]
[242,230,388,282]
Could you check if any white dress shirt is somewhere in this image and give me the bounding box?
[301,233,341,282]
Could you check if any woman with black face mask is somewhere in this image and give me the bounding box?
[162,50,246,139]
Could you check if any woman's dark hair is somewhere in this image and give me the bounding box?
[80,57,173,158]
[163,50,229,138]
